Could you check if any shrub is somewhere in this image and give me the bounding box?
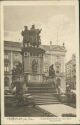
[66,92,76,104]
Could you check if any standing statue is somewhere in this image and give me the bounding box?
[29,24,42,47]
[21,26,30,46]
[21,25,42,47]
[29,25,36,46]
[32,59,38,74]
[36,28,42,47]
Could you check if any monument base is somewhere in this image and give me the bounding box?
[24,73,43,84]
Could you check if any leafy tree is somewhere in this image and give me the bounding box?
[12,62,23,82]
[11,62,24,105]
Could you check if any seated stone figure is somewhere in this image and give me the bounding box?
[49,64,55,78]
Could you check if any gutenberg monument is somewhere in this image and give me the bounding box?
[21,25,45,87]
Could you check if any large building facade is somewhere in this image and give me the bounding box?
[65,54,76,90]
[42,42,66,90]
[4,41,66,91]
[4,41,22,89]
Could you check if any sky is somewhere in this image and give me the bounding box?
[4,4,76,62]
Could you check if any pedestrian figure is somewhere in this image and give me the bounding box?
[56,78,61,94]
[49,64,56,88]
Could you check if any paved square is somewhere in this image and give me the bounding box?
[39,104,76,117]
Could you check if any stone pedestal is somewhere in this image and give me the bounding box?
[22,46,45,84]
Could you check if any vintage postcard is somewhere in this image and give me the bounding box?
[0,0,80,124]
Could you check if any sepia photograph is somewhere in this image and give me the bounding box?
[0,0,79,124]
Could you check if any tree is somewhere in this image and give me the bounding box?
[11,62,24,105]
[12,62,23,84]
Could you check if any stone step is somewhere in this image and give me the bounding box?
[32,96,58,100]
[34,99,59,102]
[34,99,60,105]
[32,96,58,99]
[27,83,56,93]
[31,93,57,95]
[28,90,56,93]
[27,83,53,87]
[35,100,60,103]
[28,88,56,92]
[34,99,58,101]
[30,93,60,105]
[28,87,55,89]
[35,102,60,105]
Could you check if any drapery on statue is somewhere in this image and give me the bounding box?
[32,59,38,74]
[21,25,42,47]
[21,26,30,45]
[30,24,42,47]
[49,64,55,78]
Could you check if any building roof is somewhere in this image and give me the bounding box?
[4,41,22,48]
[41,45,66,52]
[4,41,66,52]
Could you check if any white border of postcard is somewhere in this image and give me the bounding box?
[0,0,80,124]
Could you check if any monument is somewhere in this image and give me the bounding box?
[21,25,45,86]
